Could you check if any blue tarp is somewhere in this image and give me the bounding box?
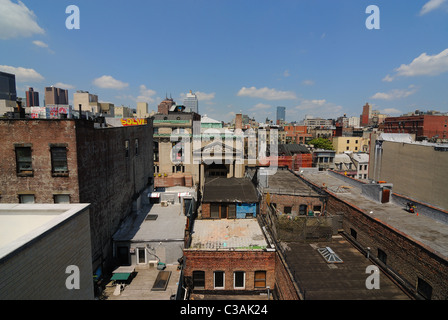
[236,203,257,219]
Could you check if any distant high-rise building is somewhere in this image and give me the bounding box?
[277,106,286,124]
[0,71,17,116]
[45,86,68,105]
[26,87,39,107]
[0,71,17,101]
[183,90,198,113]
[360,103,371,127]
[158,96,175,115]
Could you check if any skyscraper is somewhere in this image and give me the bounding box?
[0,71,16,101]
[183,90,198,113]
[26,87,39,107]
[277,106,286,124]
[45,86,68,105]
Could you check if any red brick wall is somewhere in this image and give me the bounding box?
[261,193,325,216]
[183,250,276,292]
[274,253,300,300]
[0,119,80,203]
[327,194,448,299]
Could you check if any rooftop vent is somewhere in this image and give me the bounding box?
[145,214,158,221]
[317,247,343,263]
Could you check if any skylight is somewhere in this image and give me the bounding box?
[317,247,343,263]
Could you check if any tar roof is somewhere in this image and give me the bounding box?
[202,177,258,203]
[300,170,448,259]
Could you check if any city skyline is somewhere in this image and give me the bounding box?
[1,0,448,122]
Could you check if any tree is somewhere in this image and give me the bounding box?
[309,137,334,150]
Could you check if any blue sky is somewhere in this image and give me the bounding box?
[1,0,448,123]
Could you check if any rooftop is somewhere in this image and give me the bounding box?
[283,236,411,300]
[113,190,191,242]
[299,170,448,260]
[0,203,90,260]
[188,219,272,250]
[202,177,258,203]
[261,168,321,197]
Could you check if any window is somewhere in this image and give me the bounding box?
[284,206,292,214]
[50,146,68,174]
[19,194,35,204]
[137,248,146,264]
[211,204,219,218]
[54,194,70,203]
[417,278,432,300]
[15,146,33,175]
[350,228,357,239]
[220,204,227,218]
[125,140,130,157]
[377,248,387,264]
[228,204,236,218]
[313,205,322,213]
[299,205,307,215]
[193,271,205,289]
[234,271,245,289]
[254,271,266,288]
[214,271,225,289]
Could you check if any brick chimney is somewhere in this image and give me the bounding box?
[235,113,242,130]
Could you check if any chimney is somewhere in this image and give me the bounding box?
[235,113,242,130]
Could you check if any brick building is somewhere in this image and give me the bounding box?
[300,169,448,300]
[383,114,448,141]
[0,118,154,278]
[200,177,258,219]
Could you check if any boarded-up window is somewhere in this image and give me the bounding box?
[254,271,266,288]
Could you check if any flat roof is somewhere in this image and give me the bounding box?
[113,203,187,242]
[283,237,411,300]
[0,203,90,260]
[263,169,321,197]
[188,219,270,250]
[300,170,448,260]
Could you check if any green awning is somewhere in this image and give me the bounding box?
[110,273,131,281]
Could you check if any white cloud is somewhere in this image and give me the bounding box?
[293,99,343,118]
[237,86,297,100]
[0,65,44,82]
[283,70,290,77]
[250,103,271,111]
[53,82,75,89]
[32,39,54,54]
[136,84,156,103]
[302,80,315,86]
[420,0,447,15]
[382,74,394,82]
[371,86,417,100]
[386,48,448,81]
[0,0,45,39]
[380,108,402,115]
[92,75,129,89]
[32,40,47,48]
[196,91,215,101]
